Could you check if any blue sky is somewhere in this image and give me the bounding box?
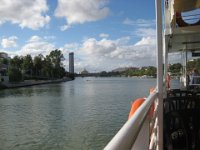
[0,0,157,72]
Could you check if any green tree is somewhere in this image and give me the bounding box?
[8,67,22,82]
[10,56,23,69]
[48,49,65,78]
[33,54,43,76]
[146,66,156,76]
[22,55,33,75]
[49,49,64,67]
[169,63,182,74]
[187,58,200,72]
[8,56,23,81]
[0,58,9,65]
[41,56,53,78]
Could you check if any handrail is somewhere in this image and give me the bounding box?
[104,91,158,150]
[190,76,200,86]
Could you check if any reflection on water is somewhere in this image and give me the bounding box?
[0,77,157,150]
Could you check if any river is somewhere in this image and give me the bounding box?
[0,77,162,150]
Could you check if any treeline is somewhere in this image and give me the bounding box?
[187,58,200,72]
[78,60,200,78]
[6,50,66,82]
[122,59,200,77]
[168,59,200,75]
[77,66,157,77]
[121,66,157,77]
[168,63,182,75]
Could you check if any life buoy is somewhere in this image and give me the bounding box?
[176,12,200,27]
[128,98,145,120]
[149,87,155,94]
[128,88,156,120]
[166,73,171,90]
[149,88,155,118]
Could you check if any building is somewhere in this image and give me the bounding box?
[80,68,89,75]
[0,52,9,82]
[69,52,74,74]
[0,52,8,59]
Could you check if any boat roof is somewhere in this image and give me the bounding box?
[167,25,200,53]
[165,0,200,53]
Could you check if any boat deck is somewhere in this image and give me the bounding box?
[164,89,200,150]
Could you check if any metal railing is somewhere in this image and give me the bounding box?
[104,91,159,150]
[190,76,200,86]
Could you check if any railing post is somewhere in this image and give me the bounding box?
[155,0,163,150]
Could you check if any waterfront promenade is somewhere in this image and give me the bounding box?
[0,77,72,89]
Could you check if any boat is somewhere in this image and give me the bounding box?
[104,0,200,149]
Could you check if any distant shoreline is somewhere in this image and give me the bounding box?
[0,78,73,89]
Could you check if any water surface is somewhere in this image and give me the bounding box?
[0,77,157,150]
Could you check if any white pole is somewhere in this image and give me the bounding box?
[164,36,169,98]
[155,0,163,150]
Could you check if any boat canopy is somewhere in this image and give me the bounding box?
[174,0,200,12]
[167,28,200,52]
[165,0,200,53]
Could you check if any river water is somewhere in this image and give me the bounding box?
[0,77,159,150]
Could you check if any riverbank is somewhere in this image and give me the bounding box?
[0,77,73,89]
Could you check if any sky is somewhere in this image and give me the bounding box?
[0,0,157,72]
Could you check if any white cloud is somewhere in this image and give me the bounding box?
[28,35,42,42]
[1,36,18,48]
[1,35,157,72]
[0,0,50,30]
[80,38,117,55]
[123,18,155,27]
[55,0,109,30]
[60,25,71,31]
[4,36,55,57]
[71,36,156,72]
[63,43,79,51]
[135,37,156,46]
[19,36,55,56]
[44,36,56,40]
[135,28,156,37]
[21,42,54,56]
[1,35,70,66]
[99,33,109,38]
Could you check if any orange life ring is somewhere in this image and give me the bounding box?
[128,98,145,120]
[166,73,171,90]
[149,88,155,118]
[149,87,155,94]
[128,88,155,120]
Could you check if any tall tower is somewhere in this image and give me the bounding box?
[69,52,74,74]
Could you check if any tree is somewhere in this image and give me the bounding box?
[146,66,156,76]
[169,63,182,74]
[8,67,22,82]
[33,54,43,76]
[48,49,65,78]
[7,50,66,81]
[8,56,23,81]
[49,49,64,67]
[22,55,33,75]
[41,55,53,78]
[10,56,23,69]
[0,58,9,65]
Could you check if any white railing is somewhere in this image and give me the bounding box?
[104,91,159,150]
